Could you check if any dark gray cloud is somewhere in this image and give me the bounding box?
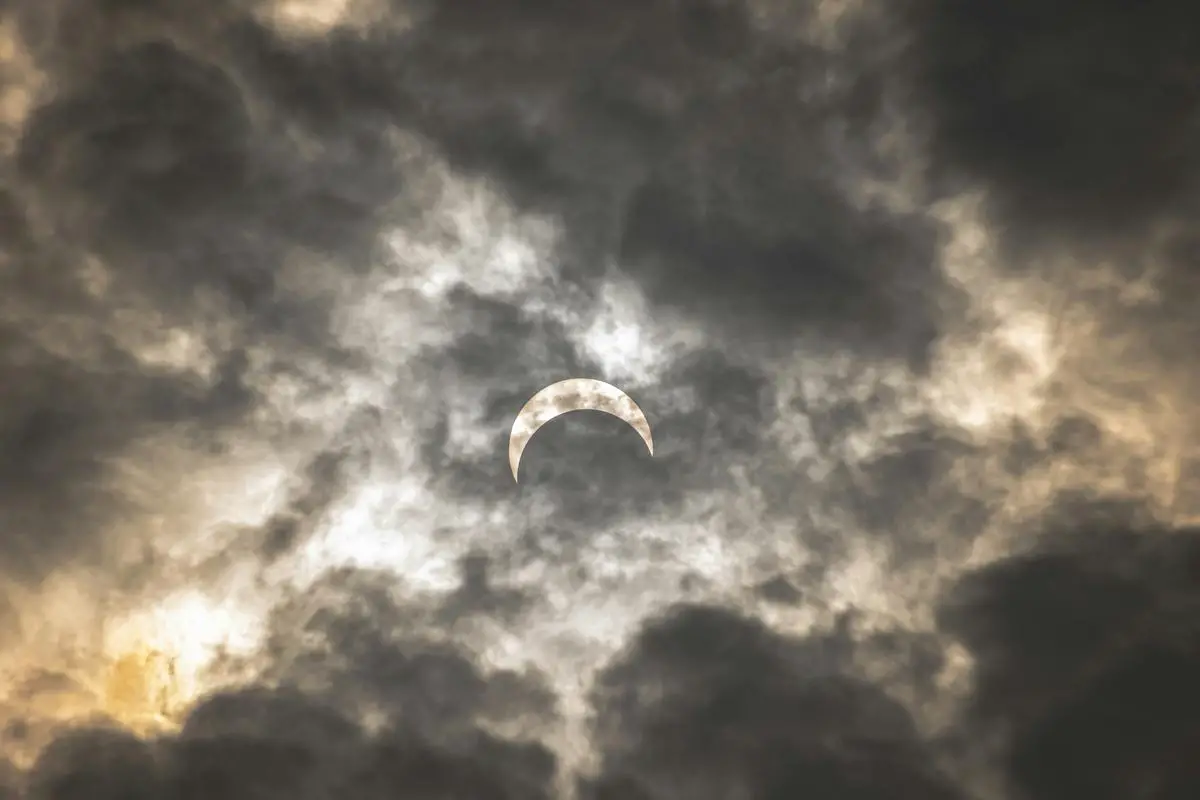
[585,604,963,800]
[939,516,1200,800]
[908,0,1200,246]
[25,684,556,800]
[26,728,162,800]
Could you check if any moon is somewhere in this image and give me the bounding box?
[508,378,654,482]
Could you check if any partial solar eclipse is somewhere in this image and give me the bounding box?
[508,378,654,482]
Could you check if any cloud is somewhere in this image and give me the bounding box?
[908,0,1200,245]
[19,592,963,800]
[0,2,398,586]
[22,568,559,799]
[26,728,162,800]
[421,305,772,527]
[236,0,949,364]
[939,514,1200,799]
[584,604,964,800]
[24,692,556,800]
[2,0,1198,797]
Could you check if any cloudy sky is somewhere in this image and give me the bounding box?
[2,0,1200,797]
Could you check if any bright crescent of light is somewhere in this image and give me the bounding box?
[508,378,654,482]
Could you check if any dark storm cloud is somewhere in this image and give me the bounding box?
[233,0,949,363]
[584,604,963,800]
[939,514,1200,800]
[26,694,556,800]
[173,687,555,800]
[27,728,162,800]
[908,0,1200,246]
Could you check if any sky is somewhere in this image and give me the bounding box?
[1,1,1199,798]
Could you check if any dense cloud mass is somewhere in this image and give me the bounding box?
[909,0,1200,243]
[1,0,1198,797]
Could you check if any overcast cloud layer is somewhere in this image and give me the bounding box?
[2,1,1199,798]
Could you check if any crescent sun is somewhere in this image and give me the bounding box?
[508,378,654,482]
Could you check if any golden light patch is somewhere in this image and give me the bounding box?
[100,648,178,731]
